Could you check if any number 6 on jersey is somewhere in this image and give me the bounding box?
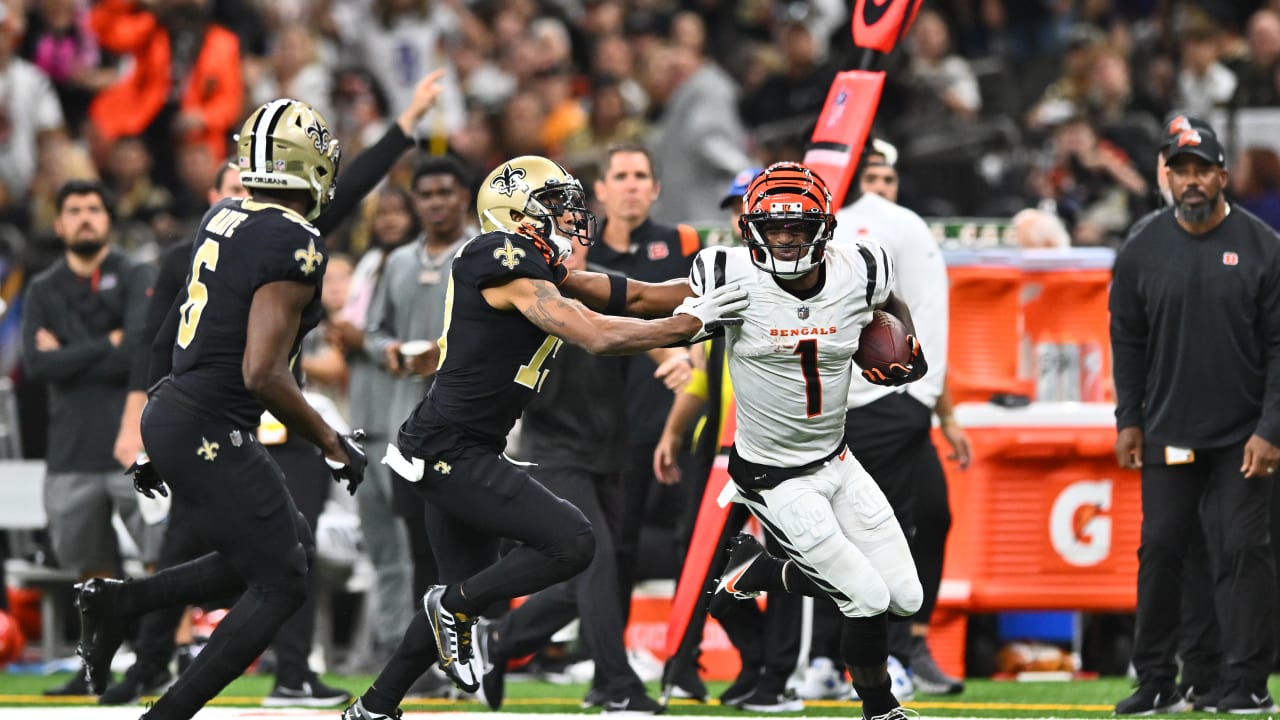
[177,238,221,348]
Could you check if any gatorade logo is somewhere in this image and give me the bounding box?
[1049,480,1112,567]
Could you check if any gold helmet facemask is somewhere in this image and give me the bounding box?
[236,99,341,221]
[477,155,595,263]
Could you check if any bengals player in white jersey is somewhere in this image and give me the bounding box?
[692,162,926,720]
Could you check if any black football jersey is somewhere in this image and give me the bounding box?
[397,229,568,459]
[166,198,328,426]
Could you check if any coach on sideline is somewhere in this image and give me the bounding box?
[1111,128,1280,714]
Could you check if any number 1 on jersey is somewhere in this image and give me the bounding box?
[177,239,221,348]
[795,339,821,417]
[515,335,563,391]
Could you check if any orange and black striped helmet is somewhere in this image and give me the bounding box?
[738,162,836,278]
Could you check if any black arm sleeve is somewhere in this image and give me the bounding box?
[314,124,413,235]
[130,243,191,391]
[147,293,183,388]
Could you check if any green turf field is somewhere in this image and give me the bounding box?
[0,672,1271,717]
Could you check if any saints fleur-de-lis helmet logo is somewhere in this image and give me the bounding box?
[490,164,528,198]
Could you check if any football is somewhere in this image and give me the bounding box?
[853,310,913,373]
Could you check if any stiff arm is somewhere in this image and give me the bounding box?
[559,268,693,317]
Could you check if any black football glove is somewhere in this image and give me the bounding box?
[861,335,929,387]
[331,429,368,495]
[126,456,168,499]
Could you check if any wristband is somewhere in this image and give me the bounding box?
[604,273,628,315]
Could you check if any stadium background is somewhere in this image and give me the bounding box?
[0,0,1277,709]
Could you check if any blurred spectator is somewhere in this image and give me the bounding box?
[329,186,419,671]
[740,20,837,129]
[330,67,392,157]
[250,24,333,124]
[449,105,501,172]
[500,89,549,158]
[1174,22,1237,119]
[0,0,66,227]
[341,0,468,142]
[535,63,587,158]
[904,9,981,123]
[19,0,112,132]
[1232,9,1280,107]
[649,20,752,226]
[104,137,175,251]
[1011,207,1071,249]
[1032,115,1147,246]
[593,33,647,115]
[860,139,900,203]
[87,0,244,195]
[1027,24,1103,130]
[26,135,96,242]
[300,251,352,409]
[20,179,158,695]
[562,76,646,168]
[1231,147,1280,230]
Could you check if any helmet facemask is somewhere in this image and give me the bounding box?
[742,214,829,279]
[525,182,594,262]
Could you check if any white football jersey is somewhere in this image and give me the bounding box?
[689,242,894,468]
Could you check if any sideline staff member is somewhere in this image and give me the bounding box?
[1110,128,1280,714]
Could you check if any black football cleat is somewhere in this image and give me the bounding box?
[75,578,129,695]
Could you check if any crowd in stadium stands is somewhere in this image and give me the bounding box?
[5,0,1280,700]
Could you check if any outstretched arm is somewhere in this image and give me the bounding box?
[559,269,693,317]
[485,277,701,354]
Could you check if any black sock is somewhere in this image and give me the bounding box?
[363,610,438,716]
[442,583,482,618]
[737,552,789,592]
[781,561,825,597]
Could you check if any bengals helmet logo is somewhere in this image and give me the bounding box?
[490,164,528,198]
[1177,130,1202,147]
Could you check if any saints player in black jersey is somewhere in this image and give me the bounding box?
[72,99,367,720]
[343,156,749,720]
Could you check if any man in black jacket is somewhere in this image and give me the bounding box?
[1111,128,1280,713]
[21,180,159,696]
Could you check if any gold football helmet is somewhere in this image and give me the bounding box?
[236,99,341,221]
[477,155,594,262]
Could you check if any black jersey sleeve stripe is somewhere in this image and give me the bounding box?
[713,249,727,289]
[691,253,705,291]
[858,244,878,306]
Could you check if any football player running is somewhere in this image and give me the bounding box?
[343,155,748,720]
[73,100,367,720]
[695,162,926,720]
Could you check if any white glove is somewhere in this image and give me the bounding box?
[674,283,749,340]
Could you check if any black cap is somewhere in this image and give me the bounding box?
[1160,113,1215,150]
[1165,128,1226,167]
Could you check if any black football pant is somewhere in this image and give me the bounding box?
[1133,440,1273,692]
[363,450,593,711]
[493,467,644,696]
[841,393,949,666]
[131,393,313,720]
[614,442,702,625]
[130,436,329,689]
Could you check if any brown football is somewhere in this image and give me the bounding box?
[853,310,913,373]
